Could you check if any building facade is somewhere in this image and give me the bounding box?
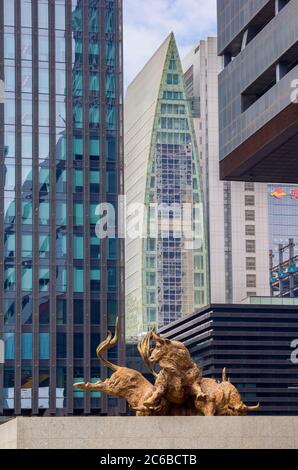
[217,0,298,183]
[269,184,298,296]
[269,184,298,259]
[0,0,125,416]
[125,34,209,342]
[183,37,270,303]
[159,303,298,416]
[270,238,298,297]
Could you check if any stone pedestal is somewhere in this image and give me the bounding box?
[0,416,297,449]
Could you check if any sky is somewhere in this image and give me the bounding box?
[123,0,217,88]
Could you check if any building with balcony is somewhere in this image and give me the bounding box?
[218,0,298,183]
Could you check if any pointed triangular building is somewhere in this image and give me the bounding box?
[125,33,209,342]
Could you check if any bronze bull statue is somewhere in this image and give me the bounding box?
[74,319,260,416]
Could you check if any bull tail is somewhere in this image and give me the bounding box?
[96,318,120,371]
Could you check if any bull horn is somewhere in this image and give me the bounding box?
[151,331,160,342]
[222,367,228,382]
[245,403,260,412]
[138,331,158,378]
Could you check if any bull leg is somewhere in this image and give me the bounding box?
[200,400,216,416]
[191,382,206,404]
[143,371,167,411]
[143,387,163,408]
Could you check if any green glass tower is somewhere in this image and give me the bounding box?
[125,33,209,342]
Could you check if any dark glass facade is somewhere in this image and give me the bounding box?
[0,0,125,416]
[159,304,298,415]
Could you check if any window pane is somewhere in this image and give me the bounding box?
[4,66,15,91]
[74,169,83,192]
[22,333,32,360]
[4,266,16,291]
[90,269,100,291]
[56,33,65,62]
[57,333,66,358]
[90,235,100,259]
[56,202,67,225]
[90,138,100,160]
[107,170,116,193]
[57,298,67,324]
[4,233,15,258]
[107,299,117,326]
[22,31,32,60]
[108,267,116,291]
[22,234,32,257]
[74,299,83,324]
[39,297,49,325]
[56,267,67,292]
[57,134,67,160]
[21,0,31,28]
[22,201,33,224]
[91,333,100,358]
[108,238,117,259]
[38,2,48,29]
[90,73,99,93]
[39,167,50,192]
[22,267,32,291]
[90,170,100,192]
[40,333,50,359]
[22,295,32,324]
[4,0,14,26]
[39,201,50,225]
[40,268,50,291]
[106,136,115,161]
[74,234,83,259]
[22,131,32,160]
[74,267,84,292]
[56,169,67,192]
[55,2,65,30]
[39,133,49,159]
[56,231,67,257]
[56,67,65,95]
[39,235,50,258]
[74,333,83,358]
[4,33,15,59]
[39,33,49,61]
[91,300,100,324]
[90,203,99,225]
[4,299,15,325]
[5,333,15,359]
[74,203,83,225]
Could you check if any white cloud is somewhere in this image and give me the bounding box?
[123,0,217,88]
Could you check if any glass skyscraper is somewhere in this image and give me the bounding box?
[125,34,209,342]
[0,0,125,416]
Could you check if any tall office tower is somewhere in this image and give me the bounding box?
[0,0,125,416]
[183,38,270,303]
[217,0,298,183]
[125,33,208,342]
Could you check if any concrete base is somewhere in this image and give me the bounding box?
[0,417,297,449]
